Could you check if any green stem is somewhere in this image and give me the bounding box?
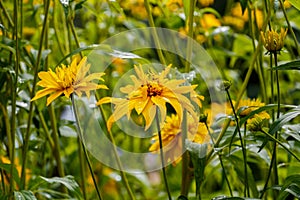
[77,135,88,200]
[226,89,248,197]
[260,129,300,162]
[10,0,20,194]
[98,104,136,200]
[181,110,193,197]
[185,0,196,72]
[0,0,14,28]
[20,0,51,189]
[244,123,250,197]
[71,95,103,200]
[155,109,172,200]
[204,122,233,196]
[48,105,66,179]
[144,0,166,65]
[52,0,66,57]
[278,0,300,55]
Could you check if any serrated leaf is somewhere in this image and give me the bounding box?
[289,0,300,11]
[14,190,37,200]
[273,60,300,70]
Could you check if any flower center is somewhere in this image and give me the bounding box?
[146,83,163,97]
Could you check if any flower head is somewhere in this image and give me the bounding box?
[97,64,202,131]
[226,99,270,125]
[31,56,108,106]
[149,114,209,166]
[261,28,287,53]
[247,114,267,132]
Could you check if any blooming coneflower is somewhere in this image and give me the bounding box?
[149,114,209,166]
[261,28,287,53]
[97,64,203,131]
[31,56,108,106]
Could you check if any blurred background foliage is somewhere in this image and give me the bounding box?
[1,0,300,199]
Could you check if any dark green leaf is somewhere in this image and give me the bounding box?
[273,60,300,70]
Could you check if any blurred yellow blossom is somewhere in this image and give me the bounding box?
[198,0,214,7]
[97,64,202,131]
[31,56,108,106]
[200,14,221,29]
[149,114,209,166]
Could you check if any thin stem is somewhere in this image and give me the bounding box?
[181,110,193,197]
[243,122,250,197]
[20,0,51,189]
[144,0,166,65]
[185,0,196,72]
[219,154,233,196]
[204,122,233,196]
[260,129,300,162]
[0,0,14,28]
[98,104,136,200]
[226,89,248,197]
[278,0,300,55]
[77,136,87,200]
[48,105,67,180]
[155,109,172,200]
[10,0,20,194]
[71,95,103,200]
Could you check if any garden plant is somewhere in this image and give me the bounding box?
[1,0,300,199]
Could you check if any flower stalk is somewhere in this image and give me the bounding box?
[155,108,172,200]
[71,95,103,200]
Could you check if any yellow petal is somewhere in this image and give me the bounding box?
[46,91,64,106]
[31,87,59,102]
[142,103,156,130]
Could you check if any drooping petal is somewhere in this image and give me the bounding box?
[31,87,60,102]
[142,103,156,130]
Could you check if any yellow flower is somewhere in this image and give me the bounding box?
[149,114,209,166]
[97,64,201,131]
[31,56,108,106]
[247,114,267,132]
[261,28,287,53]
[227,99,270,124]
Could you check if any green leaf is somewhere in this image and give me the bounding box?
[278,174,300,199]
[269,107,300,135]
[273,60,300,70]
[0,163,21,186]
[14,190,37,200]
[39,175,80,192]
[289,0,300,11]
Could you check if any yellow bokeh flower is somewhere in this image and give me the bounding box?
[149,114,209,166]
[198,0,214,7]
[200,14,221,30]
[31,56,108,106]
[97,64,202,131]
[261,28,288,53]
